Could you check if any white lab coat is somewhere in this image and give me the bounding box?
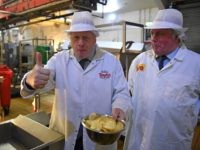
[21,46,131,150]
[127,46,200,150]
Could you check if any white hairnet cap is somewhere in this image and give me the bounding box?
[66,11,99,37]
[145,8,188,32]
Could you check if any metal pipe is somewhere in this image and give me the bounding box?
[0,10,17,15]
[1,12,73,30]
[33,93,41,112]
[0,0,17,7]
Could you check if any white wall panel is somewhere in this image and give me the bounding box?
[94,7,159,42]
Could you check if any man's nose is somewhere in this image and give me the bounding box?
[77,38,84,45]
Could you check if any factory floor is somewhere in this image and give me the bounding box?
[1,91,54,121]
[0,91,200,150]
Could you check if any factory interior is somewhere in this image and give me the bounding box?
[0,0,200,149]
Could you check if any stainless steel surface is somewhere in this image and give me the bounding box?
[26,111,51,126]
[0,122,44,149]
[0,115,64,150]
[82,114,125,145]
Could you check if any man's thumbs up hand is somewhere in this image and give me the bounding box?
[25,52,51,89]
[35,51,43,66]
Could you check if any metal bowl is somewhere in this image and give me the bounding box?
[82,114,125,145]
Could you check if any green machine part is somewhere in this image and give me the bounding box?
[36,45,51,64]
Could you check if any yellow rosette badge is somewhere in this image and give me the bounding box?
[136,64,145,72]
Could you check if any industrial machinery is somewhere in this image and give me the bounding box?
[0,38,54,99]
[96,21,145,78]
[0,0,107,29]
[18,38,54,74]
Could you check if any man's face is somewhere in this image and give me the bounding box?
[150,29,179,56]
[70,31,96,59]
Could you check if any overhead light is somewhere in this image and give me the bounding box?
[66,18,72,23]
[145,22,153,27]
[96,0,121,13]
[107,14,117,21]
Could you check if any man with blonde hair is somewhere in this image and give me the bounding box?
[20,11,131,150]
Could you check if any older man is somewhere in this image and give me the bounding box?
[127,8,200,150]
[20,11,131,150]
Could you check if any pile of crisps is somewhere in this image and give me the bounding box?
[84,113,124,133]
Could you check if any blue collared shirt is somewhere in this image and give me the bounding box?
[157,47,179,67]
[167,47,179,60]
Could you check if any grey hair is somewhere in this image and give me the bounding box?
[172,29,187,47]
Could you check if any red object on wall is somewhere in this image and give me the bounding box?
[0,65,13,115]
[0,0,58,14]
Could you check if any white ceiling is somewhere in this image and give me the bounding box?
[97,0,165,14]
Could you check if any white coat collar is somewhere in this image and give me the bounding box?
[173,46,188,62]
[69,45,105,61]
